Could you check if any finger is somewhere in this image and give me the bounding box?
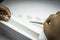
[0,4,11,18]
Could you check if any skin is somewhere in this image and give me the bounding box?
[0,4,11,22]
[44,12,60,40]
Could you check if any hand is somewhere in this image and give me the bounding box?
[0,4,11,22]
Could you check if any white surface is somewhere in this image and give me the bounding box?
[1,16,39,40]
[1,0,60,40]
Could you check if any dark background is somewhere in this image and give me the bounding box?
[0,0,4,3]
